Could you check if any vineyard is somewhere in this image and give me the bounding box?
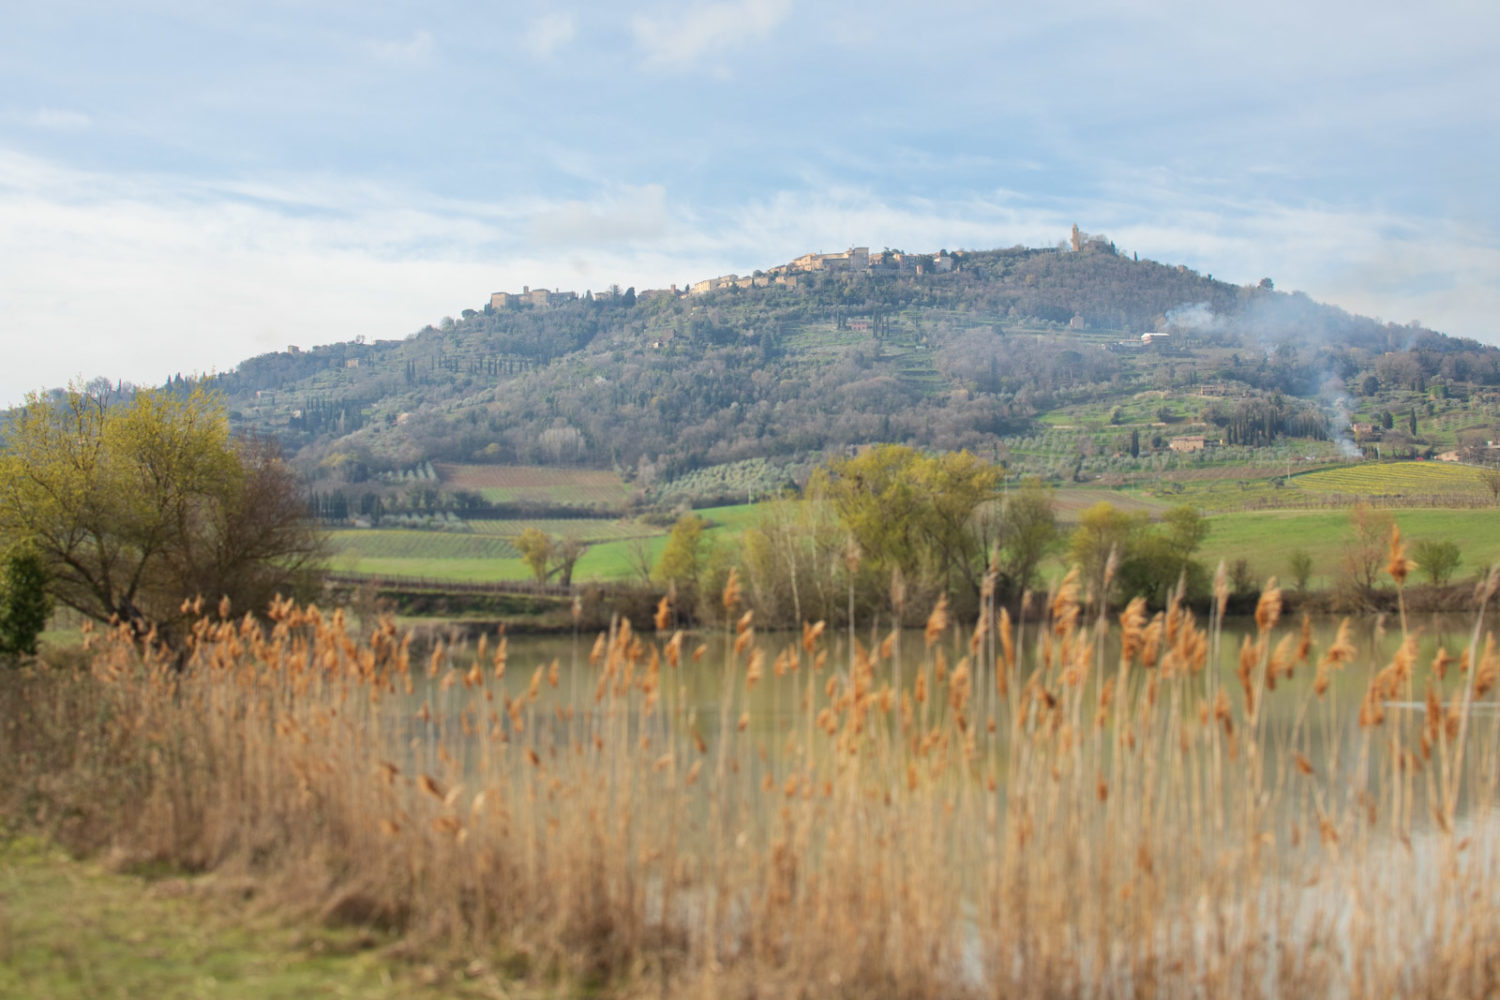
[328,529,520,562]
[1293,461,1495,498]
[465,517,660,542]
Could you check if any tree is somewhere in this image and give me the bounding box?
[552,537,586,586]
[1339,502,1396,597]
[991,477,1057,603]
[1288,549,1314,592]
[809,445,1002,608]
[1480,465,1500,502]
[1068,502,1147,612]
[0,386,325,647]
[1115,505,1210,608]
[514,528,555,583]
[0,547,52,660]
[655,513,708,594]
[1413,539,1461,585]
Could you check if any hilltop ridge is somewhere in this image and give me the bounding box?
[142,235,1500,514]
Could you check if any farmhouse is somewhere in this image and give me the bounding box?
[1168,435,1211,453]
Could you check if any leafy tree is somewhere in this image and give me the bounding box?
[1413,539,1461,585]
[655,513,709,594]
[809,445,1002,609]
[1161,505,1209,556]
[0,386,324,648]
[514,528,554,583]
[1068,502,1147,612]
[990,477,1057,603]
[1115,505,1210,608]
[0,547,52,660]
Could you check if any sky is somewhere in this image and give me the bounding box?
[2,0,1498,406]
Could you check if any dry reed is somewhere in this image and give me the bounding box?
[3,575,1500,999]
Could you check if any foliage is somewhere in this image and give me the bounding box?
[982,477,1058,604]
[1067,502,1148,610]
[190,239,1500,491]
[1413,538,1462,585]
[0,387,325,646]
[0,547,52,659]
[737,499,851,626]
[514,528,554,583]
[809,444,1002,611]
[654,513,709,596]
[1288,549,1314,591]
[1114,504,1211,608]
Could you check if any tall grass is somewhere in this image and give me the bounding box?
[5,553,1500,998]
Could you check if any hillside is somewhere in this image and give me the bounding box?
[179,240,1500,516]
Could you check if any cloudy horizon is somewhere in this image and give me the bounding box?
[3,1,1496,406]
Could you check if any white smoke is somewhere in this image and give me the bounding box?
[1320,374,1361,458]
[1163,301,1224,334]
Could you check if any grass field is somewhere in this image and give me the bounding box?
[435,463,631,505]
[329,506,756,584]
[334,476,1500,593]
[1199,507,1500,590]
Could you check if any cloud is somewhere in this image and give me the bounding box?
[29,108,92,131]
[526,184,679,247]
[525,12,576,58]
[0,152,704,407]
[3,143,1498,408]
[365,29,434,67]
[631,0,791,70]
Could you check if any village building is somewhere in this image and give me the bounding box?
[1168,435,1210,453]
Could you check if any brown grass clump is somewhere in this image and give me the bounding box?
[3,579,1500,998]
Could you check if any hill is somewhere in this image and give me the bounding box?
[167,239,1500,518]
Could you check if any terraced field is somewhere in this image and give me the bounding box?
[435,463,632,505]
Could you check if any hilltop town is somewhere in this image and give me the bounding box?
[487,245,965,311]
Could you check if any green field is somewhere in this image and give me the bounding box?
[328,487,1500,594]
[330,506,756,583]
[1198,508,1500,590]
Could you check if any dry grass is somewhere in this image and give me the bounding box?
[4,564,1500,998]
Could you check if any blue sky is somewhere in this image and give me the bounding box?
[3,0,1497,406]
